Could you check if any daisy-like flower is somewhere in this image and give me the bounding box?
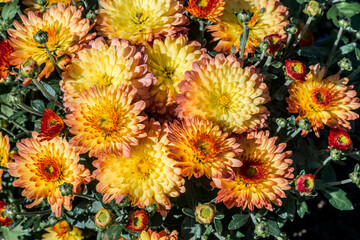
[8,3,96,79]
[287,64,360,137]
[295,174,315,196]
[96,0,189,45]
[195,203,216,224]
[213,131,294,211]
[8,132,91,217]
[264,34,282,55]
[0,39,13,83]
[186,0,225,23]
[93,119,185,214]
[145,36,205,115]
[0,133,11,190]
[285,60,306,82]
[126,210,148,232]
[61,37,154,109]
[64,85,146,158]
[22,0,77,13]
[176,54,270,134]
[328,128,352,151]
[167,117,242,179]
[137,229,178,240]
[39,109,64,141]
[0,201,12,227]
[207,0,288,54]
[42,220,84,240]
[95,208,114,228]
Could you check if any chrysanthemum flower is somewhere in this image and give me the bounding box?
[64,85,146,158]
[39,109,64,141]
[0,39,13,83]
[195,203,216,224]
[8,3,95,79]
[213,131,294,211]
[126,210,148,232]
[0,201,12,227]
[96,0,189,45]
[42,220,84,240]
[137,229,178,240]
[95,208,114,228]
[0,133,11,190]
[264,34,282,55]
[207,0,288,54]
[295,174,315,196]
[8,132,91,217]
[287,64,360,137]
[145,36,205,115]
[176,54,270,134]
[285,60,306,82]
[186,0,225,23]
[93,119,185,214]
[22,0,77,13]
[61,37,154,109]
[328,128,352,151]
[167,117,242,179]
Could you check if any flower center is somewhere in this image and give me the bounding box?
[312,89,331,105]
[162,66,174,78]
[303,178,313,189]
[135,157,154,179]
[218,94,231,108]
[36,158,61,182]
[133,216,142,227]
[196,0,209,8]
[98,74,113,87]
[338,135,350,144]
[133,12,149,25]
[98,212,108,223]
[238,158,267,184]
[246,167,257,177]
[194,140,210,154]
[93,107,123,136]
[200,207,211,218]
[291,63,303,73]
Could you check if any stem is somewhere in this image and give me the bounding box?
[326,27,343,68]
[326,178,352,187]
[254,50,266,67]
[284,128,302,143]
[264,55,273,67]
[1,128,16,138]
[1,113,31,134]
[43,43,62,76]
[314,156,332,176]
[19,209,51,217]
[337,69,343,75]
[240,22,248,58]
[275,126,282,135]
[32,79,63,108]
[249,212,258,225]
[285,34,293,48]
[17,102,43,116]
[199,20,206,46]
[292,16,314,49]
[0,166,8,171]
[348,66,360,80]
[73,193,97,201]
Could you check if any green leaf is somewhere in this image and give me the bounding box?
[8,110,27,122]
[355,48,360,61]
[228,213,249,230]
[297,46,324,58]
[322,187,354,211]
[1,224,29,240]
[270,61,282,68]
[335,2,360,17]
[214,212,225,220]
[267,220,280,237]
[339,42,356,54]
[182,208,195,218]
[30,100,46,113]
[1,0,19,20]
[297,201,308,218]
[185,180,201,208]
[214,219,223,235]
[42,82,58,99]
[321,164,337,182]
[181,217,202,239]
[347,151,360,161]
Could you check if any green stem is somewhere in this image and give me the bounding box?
[0,166,8,171]
[314,156,332,176]
[32,79,63,108]
[199,20,206,46]
[1,127,16,138]
[292,16,314,49]
[73,193,97,201]
[264,55,273,67]
[254,50,266,67]
[249,212,258,225]
[17,102,43,116]
[1,113,31,134]
[43,43,62,76]
[284,128,302,143]
[19,209,51,217]
[326,178,352,187]
[337,69,343,75]
[275,126,282,135]
[285,33,293,48]
[326,27,343,68]
[348,66,360,80]
[240,22,248,58]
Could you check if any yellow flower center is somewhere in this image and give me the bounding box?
[162,66,175,78]
[194,140,211,154]
[98,212,108,223]
[304,178,314,189]
[196,0,209,8]
[309,88,332,111]
[133,216,142,227]
[338,135,350,144]
[218,94,231,108]
[98,74,114,87]
[200,207,211,218]
[134,157,154,179]
[92,106,124,137]
[132,12,150,25]
[291,63,303,73]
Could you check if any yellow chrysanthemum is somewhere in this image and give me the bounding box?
[22,0,77,13]
[137,229,178,240]
[0,133,11,190]
[96,0,189,45]
[64,85,146,158]
[207,0,288,54]
[176,54,270,134]
[42,220,83,240]
[287,64,360,137]
[8,3,95,79]
[213,131,294,211]
[145,36,205,115]
[8,132,91,217]
[61,37,155,109]
[93,119,185,214]
[167,117,242,179]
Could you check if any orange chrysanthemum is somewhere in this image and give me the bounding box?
[8,3,95,79]
[0,201,12,227]
[64,85,146,158]
[42,220,83,240]
[207,0,288,54]
[285,60,306,82]
[8,132,91,217]
[0,39,13,83]
[286,64,360,137]
[0,133,11,190]
[186,0,225,23]
[137,229,178,240]
[39,109,64,141]
[61,37,154,109]
[176,54,270,134]
[126,210,148,232]
[22,0,77,13]
[145,36,205,115]
[96,0,189,45]
[167,117,242,179]
[93,119,185,214]
[213,131,294,211]
[328,128,352,151]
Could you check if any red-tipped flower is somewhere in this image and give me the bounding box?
[125,210,148,232]
[0,40,13,83]
[0,201,13,227]
[295,174,315,195]
[328,128,352,151]
[39,109,64,141]
[285,60,306,82]
[186,0,225,23]
[263,34,282,54]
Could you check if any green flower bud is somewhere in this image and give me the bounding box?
[37,0,47,6]
[349,171,360,188]
[298,117,311,131]
[201,236,208,240]
[338,17,351,29]
[303,1,323,17]
[33,30,49,44]
[86,10,97,21]
[20,58,40,79]
[8,92,23,106]
[236,10,254,23]
[330,149,342,161]
[254,221,270,239]
[48,216,59,226]
[285,24,298,35]
[3,203,19,220]
[276,118,287,128]
[337,57,352,71]
[59,182,73,197]
[259,41,270,52]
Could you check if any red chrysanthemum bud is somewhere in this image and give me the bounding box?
[195,203,216,224]
[263,34,282,55]
[0,201,13,227]
[295,174,315,195]
[328,128,352,151]
[125,210,148,232]
[39,109,64,141]
[295,23,314,47]
[285,60,306,82]
[0,39,14,84]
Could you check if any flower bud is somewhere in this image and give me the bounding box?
[33,30,49,44]
[295,174,315,195]
[236,10,254,23]
[330,148,342,161]
[59,182,73,196]
[195,203,216,224]
[276,118,287,128]
[39,109,64,141]
[8,92,23,106]
[86,10,97,21]
[254,221,270,238]
[20,58,40,79]
[37,0,47,6]
[285,24,298,35]
[337,57,352,71]
[125,209,148,232]
[298,117,311,131]
[0,201,13,227]
[349,171,360,188]
[285,60,306,82]
[303,1,323,17]
[201,236,208,240]
[3,203,18,220]
[338,17,351,29]
[263,34,282,55]
[48,216,59,226]
[95,208,114,228]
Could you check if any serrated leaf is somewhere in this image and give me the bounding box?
[1,0,19,20]
[181,217,202,239]
[267,220,280,237]
[30,99,46,113]
[182,208,195,218]
[228,213,249,230]
[214,219,223,235]
[297,201,308,218]
[339,43,356,54]
[322,187,354,211]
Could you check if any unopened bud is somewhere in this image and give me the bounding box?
[33,30,48,44]
[330,149,342,161]
[254,221,270,238]
[20,58,40,79]
[298,117,311,131]
[303,1,323,17]
[37,0,47,6]
[339,17,351,29]
[285,24,298,35]
[86,10,97,21]
[236,10,254,23]
[349,171,360,188]
[337,57,352,71]
[3,203,18,220]
[59,182,73,196]
[8,92,23,106]
[276,118,287,128]
[259,41,270,52]
[95,208,114,228]
[195,203,216,224]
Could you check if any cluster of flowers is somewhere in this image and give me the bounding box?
[0,0,359,239]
